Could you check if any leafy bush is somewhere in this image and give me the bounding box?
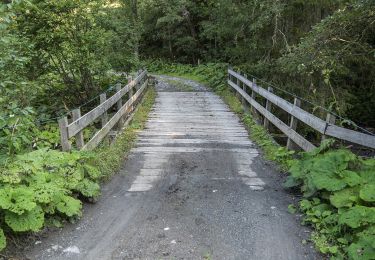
[285,140,375,259]
[0,106,37,160]
[0,148,101,250]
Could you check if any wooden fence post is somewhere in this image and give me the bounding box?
[242,74,249,113]
[236,73,241,99]
[100,93,108,127]
[58,116,71,152]
[263,87,273,130]
[321,113,336,143]
[72,109,84,149]
[251,79,257,117]
[287,97,301,150]
[128,76,134,112]
[136,70,142,91]
[116,84,125,128]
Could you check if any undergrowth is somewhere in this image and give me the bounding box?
[0,149,100,251]
[0,86,156,251]
[285,140,375,259]
[147,60,375,259]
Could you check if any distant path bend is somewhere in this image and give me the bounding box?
[26,75,319,260]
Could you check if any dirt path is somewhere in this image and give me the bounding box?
[25,76,319,260]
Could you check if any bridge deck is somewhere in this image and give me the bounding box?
[27,76,318,260]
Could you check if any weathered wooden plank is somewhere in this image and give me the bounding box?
[242,74,249,113]
[116,84,125,128]
[251,79,257,117]
[325,124,375,149]
[72,109,84,149]
[321,113,336,143]
[82,80,148,150]
[128,76,134,113]
[263,87,273,130]
[67,70,147,138]
[100,93,108,127]
[236,74,241,99]
[287,98,301,150]
[228,80,316,151]
[58,116,71,152]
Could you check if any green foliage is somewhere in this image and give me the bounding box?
[5,206,44,232]
[0,229,5,251]
[286,141,375,259]
[10,0,137,110]
[0,148,101,250]
[140,0,375,127]
[242,114,295,170]
[0,0,152,252]
[277,0,375,123]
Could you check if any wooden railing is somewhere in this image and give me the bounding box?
[58,69,149,151]
[228,68,375,151]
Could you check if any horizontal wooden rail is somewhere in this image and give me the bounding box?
[59,69,149,151]
[228,68,375,150]
[82,79,148,150]
[67,70,147,138]
[228,80,316,151]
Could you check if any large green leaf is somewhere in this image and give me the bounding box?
[5,206,44,232]
[0,228,5,251]
[0,186,36,214]
[360,184,375,202]
[330,188,358,208]
[54,195,82,217]
[347,226,375,260]
[340,170,363,187]
[311,170,347,192]
[75,179,100,198]
[339,206,375,228]
[359,169,375,185]
[0,167,21,184]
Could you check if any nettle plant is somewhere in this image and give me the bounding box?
[285,140,375,259]
[0,148,101,250]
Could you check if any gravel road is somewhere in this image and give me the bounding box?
[25,75,319,260]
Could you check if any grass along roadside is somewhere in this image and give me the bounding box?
[92,85,157,180]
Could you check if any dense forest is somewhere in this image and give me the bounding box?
[2,0,375,136]
[139,0,375,127]
[0,0,374,258]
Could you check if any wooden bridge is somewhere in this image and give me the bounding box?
[34,70,375,259]
[58,68,375,153]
